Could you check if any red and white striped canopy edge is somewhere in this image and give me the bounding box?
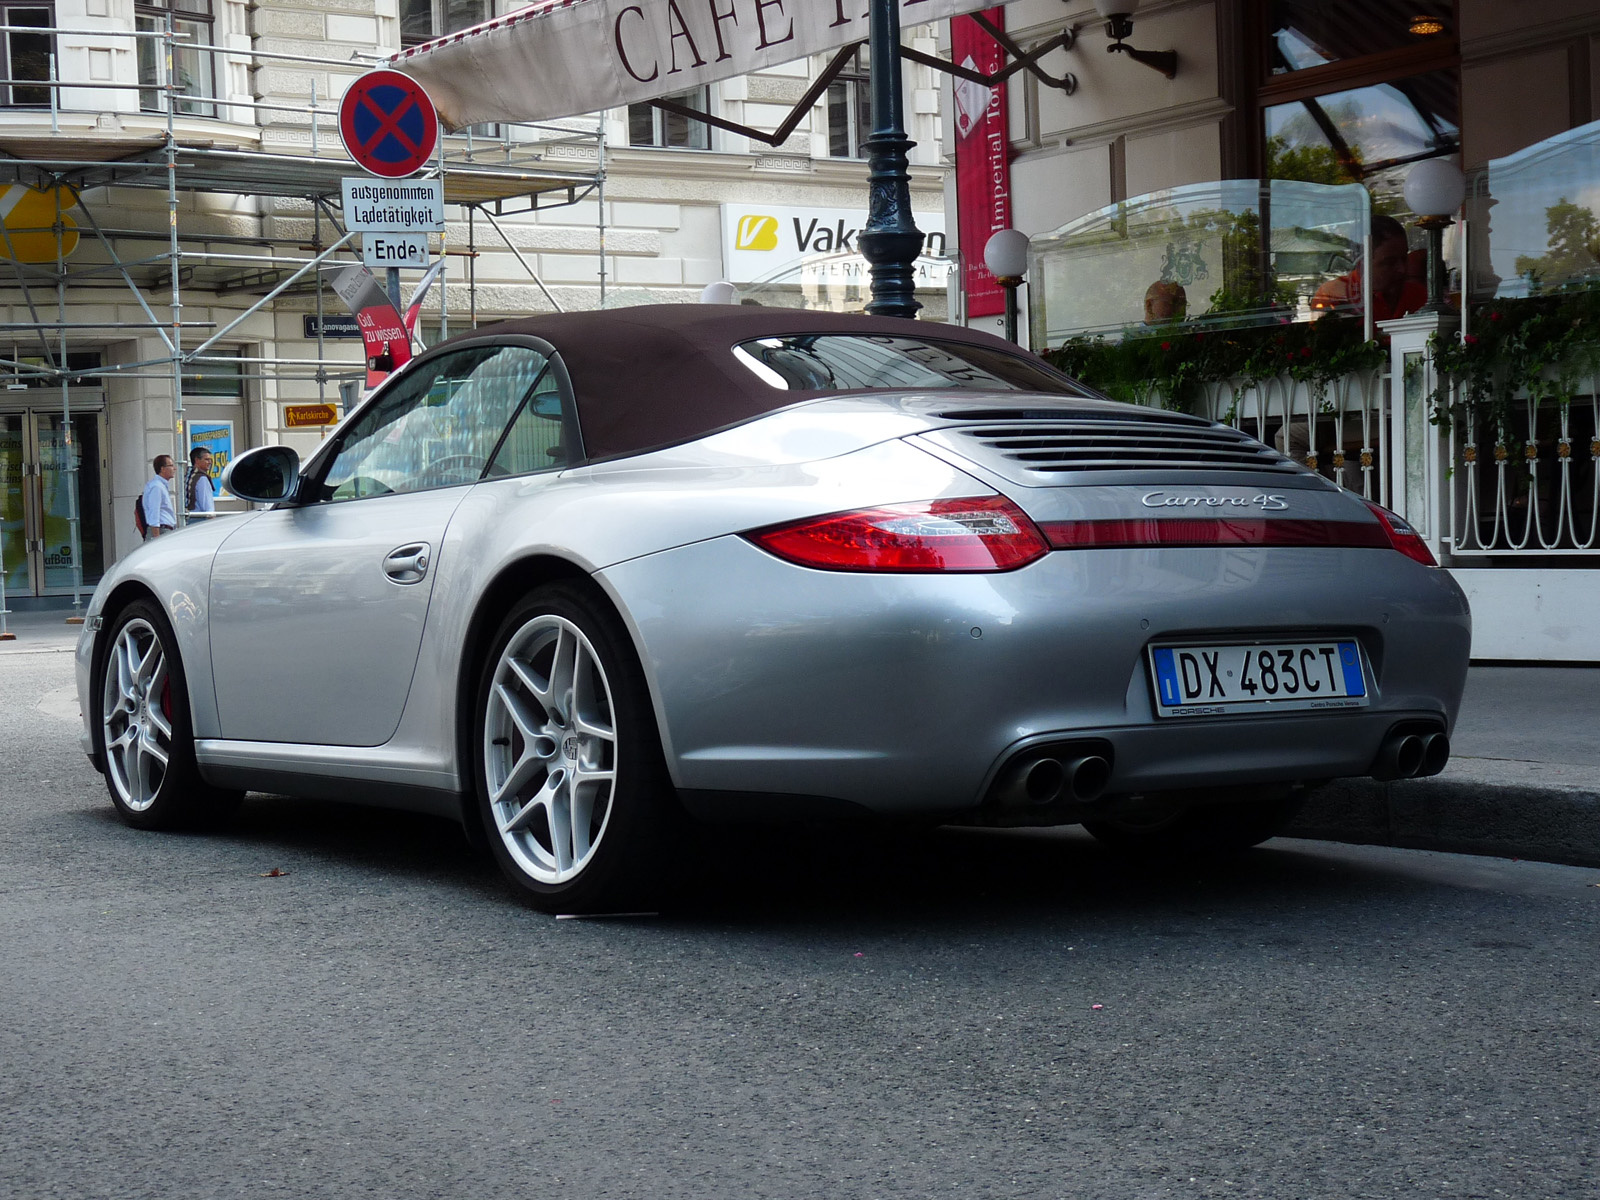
[390,0,1007,131]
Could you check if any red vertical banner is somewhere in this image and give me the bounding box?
[952,10,1013,319]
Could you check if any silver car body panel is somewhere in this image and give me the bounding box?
[207,486,470,745]
[75,390,1470,824]
[193,737,459,799]
[75,516,242,743]
[597,534,1469,812]
[360,435,990,791]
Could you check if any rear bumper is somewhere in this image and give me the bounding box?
[598,536,1471,817]
[992,708,1444,796]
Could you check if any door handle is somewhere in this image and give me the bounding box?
[383,541,431,584]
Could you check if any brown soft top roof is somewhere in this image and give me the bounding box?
[440,304,1062,461]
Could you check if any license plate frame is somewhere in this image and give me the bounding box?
[1148,639,1370,718]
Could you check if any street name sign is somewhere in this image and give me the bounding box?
[363,232,430,269]
[302,313,361,339]
[341,177,444,233]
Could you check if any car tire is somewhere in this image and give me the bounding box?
[473,582,677,913]
[1082,791,1306,859]
[95,598,244,830]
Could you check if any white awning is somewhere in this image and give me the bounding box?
[391,0,1002,131]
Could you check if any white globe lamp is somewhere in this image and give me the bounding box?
[1405,159,1466,312]
[984,229,1031,343]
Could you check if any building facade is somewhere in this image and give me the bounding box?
[0,0,950,606]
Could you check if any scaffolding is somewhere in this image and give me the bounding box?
[0,19,607,624]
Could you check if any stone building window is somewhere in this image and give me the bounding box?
[136,0,215,116]
[628,87,711,150]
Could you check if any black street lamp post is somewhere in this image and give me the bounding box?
[859,0,924,319]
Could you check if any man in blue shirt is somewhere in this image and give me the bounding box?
[141,454,177,539]
[185,446,217,518]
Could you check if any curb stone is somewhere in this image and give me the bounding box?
[1286,767,1600,869]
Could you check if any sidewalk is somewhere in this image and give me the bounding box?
[0,605,88,653]
[1288,664,1600,868]
[7,602,1596,865]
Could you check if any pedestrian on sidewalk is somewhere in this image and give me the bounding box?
[185,446,216,519]
[142,454,177,540]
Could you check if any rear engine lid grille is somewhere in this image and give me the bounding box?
[919,416,1303,483]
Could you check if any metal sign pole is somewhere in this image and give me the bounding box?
[167,12,185,532]
[53,178,84,618]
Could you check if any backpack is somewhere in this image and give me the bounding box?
[134,493,147,538]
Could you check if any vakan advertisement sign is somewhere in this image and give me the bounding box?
[722,204,948,287]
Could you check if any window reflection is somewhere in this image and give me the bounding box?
[2,7,52,107]
[628,87,711,149]
[1268,0,1453,75]
[733,335,1084,393]
[487,378,569,476]
[1030,180,1371,339]
[322,345,549,500]
[1265,72,1459,212]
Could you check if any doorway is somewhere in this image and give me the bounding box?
[0,407,107,599]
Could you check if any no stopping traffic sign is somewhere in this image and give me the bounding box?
[339,70,439,178]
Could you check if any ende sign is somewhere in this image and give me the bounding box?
[391,0,1003,130]
[363,232,430,269]
[721,204,948,287]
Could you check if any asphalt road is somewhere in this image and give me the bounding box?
[4,645,1598,1199]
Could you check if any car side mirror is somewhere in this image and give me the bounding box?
[221,445,301,504]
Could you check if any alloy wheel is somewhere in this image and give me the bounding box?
[101,617,173,812]
[483,614,618,884]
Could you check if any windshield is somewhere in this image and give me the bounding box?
[731,334,1088,394]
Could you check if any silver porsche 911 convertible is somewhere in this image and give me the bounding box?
[76,305,1470,911]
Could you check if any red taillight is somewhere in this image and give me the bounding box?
[1038,518,1391,550]
[747,495,1049,572]
[1361,500,1438,566]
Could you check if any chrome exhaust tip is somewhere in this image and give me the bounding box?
[994,755,1067,809]
[1061,754,1112,803]
[1372,732,1426,781]
[1022,757,1067,805]
[1418,732,1450,778]
[990,744,1115,810]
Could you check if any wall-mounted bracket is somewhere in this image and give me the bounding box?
[644,21,1080,150]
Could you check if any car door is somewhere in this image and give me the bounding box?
[209,342,553,746]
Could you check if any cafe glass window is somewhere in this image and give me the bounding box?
[1258,0,1459,215]
[137,0,215,116]
[628,87,711,150]
[1267,0,1454,75]
[1,4,53,107]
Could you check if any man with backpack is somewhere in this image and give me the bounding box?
[140,454,177,540]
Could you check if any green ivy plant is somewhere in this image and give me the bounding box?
[1045,313,1384,415]
[1429,282,1600,430]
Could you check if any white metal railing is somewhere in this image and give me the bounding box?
[1137,369,1391,505]
[1120,315,1599,563]
[1445,385,1600,555]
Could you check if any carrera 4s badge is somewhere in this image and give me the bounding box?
[1141,492,1289,511]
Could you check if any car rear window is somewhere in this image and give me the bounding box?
[731,334,1088,394]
